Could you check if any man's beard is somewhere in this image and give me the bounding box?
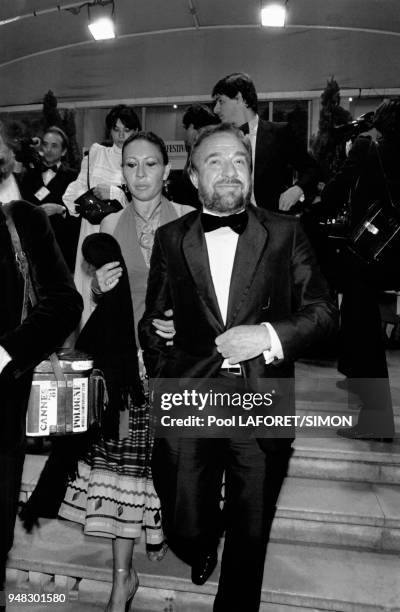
[199,179,251,214]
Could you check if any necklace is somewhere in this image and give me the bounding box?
[133,201,162,255]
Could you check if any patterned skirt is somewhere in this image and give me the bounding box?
[59,398,163,543]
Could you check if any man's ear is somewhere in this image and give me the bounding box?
[235,92,245,107]
[163,163,171,181]
[189,168,199,190]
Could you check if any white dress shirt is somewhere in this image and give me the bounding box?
[0,174,21,204]
[247,115,259,206]
[203,219,283,365]
[42,161,61,186]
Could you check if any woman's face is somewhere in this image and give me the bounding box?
[111,118,135,149]
[123,139,170,203]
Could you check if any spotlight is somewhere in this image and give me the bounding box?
[87,1,115,40]
[173,104,178,109]
[88,16,115,39]
[261,2,287,28]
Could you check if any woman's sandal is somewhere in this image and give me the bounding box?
[105,567,139,612]
[146,541,169,562]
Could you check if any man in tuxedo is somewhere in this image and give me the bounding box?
[139,124,336,611]
[20,126,79,270]
[212,72,318,211]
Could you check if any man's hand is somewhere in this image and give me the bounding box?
[0,345,12,375]
[93,184,111,200]
[152,309,175,346]
[215,325,271,364]
[41,203,66,217]
[278,185,304,211]
[95,261,122,292]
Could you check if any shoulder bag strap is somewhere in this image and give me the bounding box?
[86,147,91,190]
[3,202,33,322]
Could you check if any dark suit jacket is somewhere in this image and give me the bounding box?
[139,206,337,389]
[19,164,79,270]
[254,119,318,210]
[0,201,83,451]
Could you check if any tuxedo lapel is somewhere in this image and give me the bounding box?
[182,215,225,332]
[226,208,269,328]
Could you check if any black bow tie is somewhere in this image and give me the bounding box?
[41,163,58,173]
[201,211,248,234]
[239,123,250,135]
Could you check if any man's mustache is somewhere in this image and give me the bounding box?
[214,178,243,187]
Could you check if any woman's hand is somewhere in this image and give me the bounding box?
[95,261,123,293]
[41,203,66,217]
[92,184,111,200]
[152,309,175,345]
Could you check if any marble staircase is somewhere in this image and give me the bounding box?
[7,355,400,611]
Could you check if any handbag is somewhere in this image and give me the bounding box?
[349,201,400,264]
[349,141,400,264]
[74,146,123,225]
[3,204,107,436]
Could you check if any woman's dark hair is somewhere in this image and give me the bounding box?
[212,73,258,113]
[105,104,141,133]
[122,131,169,165]
[373,98,400,138]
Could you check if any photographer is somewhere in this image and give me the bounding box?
[322,99,400,440]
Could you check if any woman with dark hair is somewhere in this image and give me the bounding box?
[63,105,141,328]
[59,131,194,612]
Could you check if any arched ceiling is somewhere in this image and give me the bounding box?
[1,0,400,107]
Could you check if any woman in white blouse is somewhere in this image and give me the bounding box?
[63,105,141,327]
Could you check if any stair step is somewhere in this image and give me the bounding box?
[8,518,400,612]
[290,437,400,483]
[273,477,400,552]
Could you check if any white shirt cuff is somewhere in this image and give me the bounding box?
[261,322,284,364]
[0,345,12,374]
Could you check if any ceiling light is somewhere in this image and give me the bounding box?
[173,104,178,109]
[261,2,287,28]
[88,16,115,40]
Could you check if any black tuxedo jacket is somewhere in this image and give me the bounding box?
[254,119,318,210]
[20,164,77,207]
[139,206,337,388]
[19,164,79,270]
[0,201,82,451]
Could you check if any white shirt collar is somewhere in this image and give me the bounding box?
[248,114,259,134]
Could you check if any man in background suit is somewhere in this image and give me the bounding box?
[139,124,336,611]
[20,126,79,270]
[212,72,318,211]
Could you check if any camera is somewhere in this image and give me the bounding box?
[334,112,375,140]
[13,136,42,169]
